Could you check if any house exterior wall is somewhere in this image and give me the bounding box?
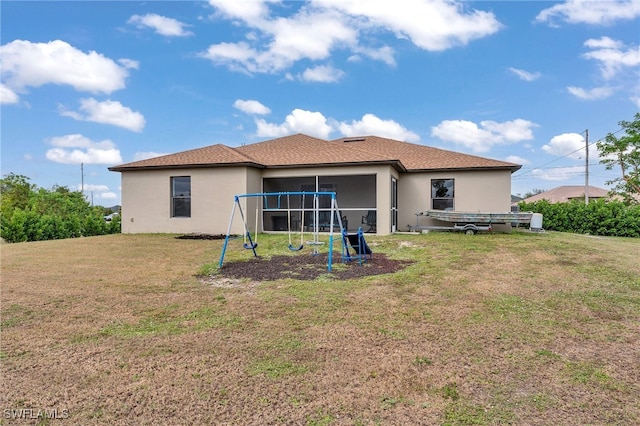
[120,167,252,234]
[398,169,513,231]
[118,165,513,235]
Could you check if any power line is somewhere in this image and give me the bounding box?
[512,126,626,179]
[512,163,618,180]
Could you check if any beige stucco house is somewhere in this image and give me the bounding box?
[109,134,521,236]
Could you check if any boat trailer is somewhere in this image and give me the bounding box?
[410,210,540,235]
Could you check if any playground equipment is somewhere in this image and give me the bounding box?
[341,227,372,264]
[218,191,345,271]
[287,193,304,251]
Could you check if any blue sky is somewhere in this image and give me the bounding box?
[2,0,639,206]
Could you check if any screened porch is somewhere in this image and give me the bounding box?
[260,175,377,233]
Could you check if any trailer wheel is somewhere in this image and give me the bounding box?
[464,228,477,235]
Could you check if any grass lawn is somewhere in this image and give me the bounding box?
[1,231,639,425]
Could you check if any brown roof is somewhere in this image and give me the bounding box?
[109,144,260,171]
[235,134,403,169]
[331,135,521,171]
[522,186,610,203]
[109,134,521,172]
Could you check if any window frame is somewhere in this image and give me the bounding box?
[170,176,191,218]
[431,178,454,211]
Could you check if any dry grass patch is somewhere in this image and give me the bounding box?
[1,231,639,424]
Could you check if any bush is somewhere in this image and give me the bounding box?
[0,174,121,243]
[519,199,640,238]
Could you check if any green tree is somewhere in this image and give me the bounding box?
[1,173,120,242]
[0,173,35,214]
[597,112,640,204]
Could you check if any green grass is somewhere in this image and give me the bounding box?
[247,357,309,378]
[1,303,35,328]
[2,231,639,425]
[98,304,242,338]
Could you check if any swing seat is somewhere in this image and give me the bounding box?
[243,242,258,249]
[288,243,304,251]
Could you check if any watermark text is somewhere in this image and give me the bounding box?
[3,408,69,420]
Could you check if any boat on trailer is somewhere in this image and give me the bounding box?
[413,210,534,234]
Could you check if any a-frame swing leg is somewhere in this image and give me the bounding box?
[238,199,258,253]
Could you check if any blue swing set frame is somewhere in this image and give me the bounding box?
[218,191,345,271]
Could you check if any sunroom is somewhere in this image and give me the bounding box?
[259,174,378,234]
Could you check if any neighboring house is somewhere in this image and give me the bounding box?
[109,134,521,236]
[521,185,609,204]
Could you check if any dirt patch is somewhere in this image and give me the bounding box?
[216,253,413,281]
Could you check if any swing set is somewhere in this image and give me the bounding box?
[218,191,345,271]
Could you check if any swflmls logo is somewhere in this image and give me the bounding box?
[3,408,69,419]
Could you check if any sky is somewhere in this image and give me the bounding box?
[1,0,639,206]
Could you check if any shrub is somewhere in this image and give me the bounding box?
[520,199,640,237]
[0,174,121,243]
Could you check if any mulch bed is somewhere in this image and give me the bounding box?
[217,253,413,281]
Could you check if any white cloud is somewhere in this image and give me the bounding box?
[321,0,502,51]
[431,118,538,153]
[133,151,170,161]
[0,83,19,104]
[351,46,396,66]
[338,114,420,143]
[541,133,586,160]
[78,184,118,201]
[202,8,356,74]
[0,40,132,94]
[301,65,345,83]
[128,13,193,37]
[200,42,259,74]
[267,9,357,64]
[233,99,271,115]
[255,108,333,139]
[78,184,110,192]
[582,37,640,80]
[208,0,273,24]
[46,134,122,165]
[536,0,640,26]
[505,155,530,165]
[508,67,541,82]
[60,98,145,132]
[253,109,418,141]
[203,0,501,75]
[98,192,118,200]
[567,85,615,100]
[531,166,584,181]
[118,58,140,70]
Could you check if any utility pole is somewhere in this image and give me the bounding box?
[81,162,84,195]
[584,129,589,205]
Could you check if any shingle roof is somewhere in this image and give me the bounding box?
[522,186,610,203]
[109,144,260,171]
[331,135,521,171]
[109,134,521,172]
[235,134,402,168]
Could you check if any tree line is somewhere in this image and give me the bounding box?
[519,199,640,238]
[1,173,121,243]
